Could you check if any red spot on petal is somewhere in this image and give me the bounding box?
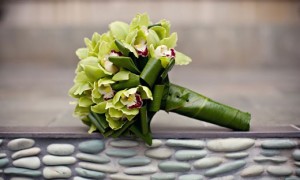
[111,50,123,56]
[171,49,176,57]
[128,94,143,109]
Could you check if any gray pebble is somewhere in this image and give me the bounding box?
[295,161,300,166]
[0,153,6,158]
[0,139,2,145]
[193,157,223,169]
[210,175,235,180]
[10,178,34,180]
[42,155,76,165]
[175,150,207,161]
[145,148,173,159]
[119,157,151,166]
[146,139,163,148]
[4,167,41,177]
[151,173,176,180]
[13,157,41,169]
[43,166,72,179]
[110,140,139,148]
[260,149,280,157]
[158,161,191,172]
[12,147,41,160]
[205,160,246,177]
[0,158,9,168]
[254,156,288,163]
[124,166,157,175]
[286,176,300,180]
[262,139,297,149]
[296,168,300,176]
[79,140,104,154]
[207,138,254,152]
[225,152,249,159]
[267,166,293,176]
[293,149,300,161]
[79,162,118,173]
[75,167,105,179]
[105,149,137,158]
[240,165,264,177]
[73,177,94,180]
[7,138,35,151]
[47,144,75,156]
[178,174,204,180]
[109,174,148,180]
[166,139,205,149]
[76,153,110,164]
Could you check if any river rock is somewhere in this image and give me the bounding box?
[267,166,293,176]
[10,178,35,180]
[296,168,300,176]
[207,138,254,152]
[110,140,139,148]
[13,157,40,169]
[73,177,94,180]
[76,153,110,164]
[0,139,2,145]
[109,174,148,180]
[79,140,104,154]
[158,161,191,172]
[210,175,235,180]
[145,148,173,159]
[261,139,297,149]
[260,149,280,157]
[124,166,157,175]
[293,149,300,161]
[175,150,207,161]
[43,166,72,179]
[79,162,118,173]
[4,167,41,177]
[178,174,204,180]
[0,153,6,158]
[0,158,9,167]
[7,138,35,151]
[42,155,76,165]
[254,156,288,163]
[119,157,151,166]
[151,173,176,180]
[146,139,163,148]
[47,144,75,156]
[286,176,300,180]
[225,152,249,159]
[240,165,264,177]
[193,157,223,169]
[12,147,41,159]
[204,160,246,177]
[166,139,205,149]
[105,149,137,158]
[295,161,300,166]
[75,167,105,179]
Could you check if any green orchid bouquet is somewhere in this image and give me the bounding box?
[69,13,251,145]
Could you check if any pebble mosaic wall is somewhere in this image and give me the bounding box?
[0,137,300,179]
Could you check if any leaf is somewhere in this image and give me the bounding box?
[88,124,97,134]
[149,84,165,112]
[112,70,130,81]
[130,125,152,145]
[147,29,160,48]
[78,97,93,107]
[138,86,153,100]
[88,113,105,133]
[109,56,140,74]
[76,48,89,60]
[175,51,192,65]
[161,58,175,80]
[109,21,129,40]
[92,112,109,129]
[150,26,167,40]
[160,32,177,48]
[140,58,163,88]
[91,101,107,114]
[139,105,148,134]
[112,73,140,91]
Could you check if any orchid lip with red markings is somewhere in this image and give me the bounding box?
[128,94,143,109]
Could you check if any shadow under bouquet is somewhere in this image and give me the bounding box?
[69,13,251,145]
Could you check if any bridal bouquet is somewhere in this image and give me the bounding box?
[69,13,251,145]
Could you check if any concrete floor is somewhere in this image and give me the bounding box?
[0,62,299,132]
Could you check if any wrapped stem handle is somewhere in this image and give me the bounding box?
[162,83,251,131]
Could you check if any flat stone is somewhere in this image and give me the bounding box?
[13,157,41,169]
[210,175,235,180]
[0,158,9,168]
[79,140,104,154]
[175,150,207,161]
[0,139,2,145]
[240,165,264,177]
[262,139,297,149]
[145,148,173,159]
[225,152,249,159]
[158,161,191,172]
[79,162,118,173]
[204,160,246,177]
[254,156,288,163]
[47,144,75,156]
[76,153,110,164]
[295,161,300,166]
[105,149,137,158]
[267,166,293,176]
[0,153,6,158]
[110,174,148,180]
[4,167,41,177]
[7,138,35,151]
[151,173,176,180]
[286,176,300,180]
[260,149,281,157]
[293,150,300,161]
[10,178,35,180]
[193,157,223,169]
[146,139,163,148]
[73,177,94,180]
[75,167,105,179]
[12,147,41,160]
[118,157,151,167]
[296,168,300,176]
[43,166,72,179]
[124,166,157,175]
[166,139,205,149]
[207,138,255,152]
[110,140,139,148]
[42,155,76,165]
[178,174,204,180]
